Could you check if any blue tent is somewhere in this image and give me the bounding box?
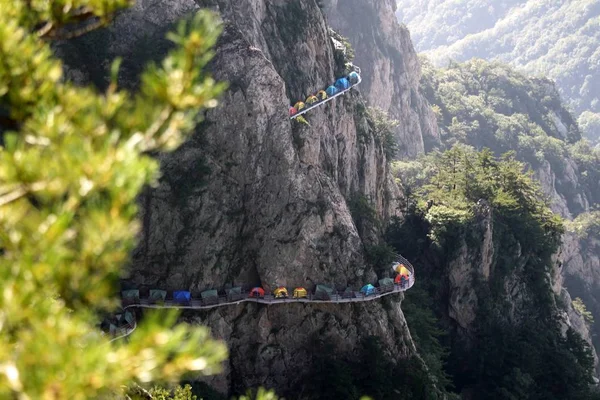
[173,290,191,303]
[334,77,350,90]
[348,71,360,84]
[325,85,339,97]
[360,284,376,296]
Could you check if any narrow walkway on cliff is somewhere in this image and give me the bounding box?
[289,68,362,119]
[106,254,415,341]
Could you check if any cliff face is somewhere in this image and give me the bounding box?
[122,0,403,296]
[56,0,424,396]
[562,231,600,369]
[322,0,439,157]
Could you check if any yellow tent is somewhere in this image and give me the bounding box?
[293,287,308,298]
[395,264,410,276]
[305,95,319,105]
[274,287,288,298]
[294,101,305,111]
[316,90,327,101]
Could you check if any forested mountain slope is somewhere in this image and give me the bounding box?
[390,146,599,399]
[396,0,600,144]
[419,59,600,217]
[398,57,600,388]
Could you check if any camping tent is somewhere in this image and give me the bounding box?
[314,284,335,300]
[334,77,350,90]
[378,278,394,293]
[305,95,319,105]
[360,284,376,296]
[121,289,139,304]
[348,71,360,84]
[173,290,191,304]
[249,287,265,298]
[289,106,297,116]
[325,86,339,97]
[274,287,288,298]
[316,90,327,101]
[124,311,135,327]
[294,101,305,111]
[293,287,308,299]
[394,274,406,284]
[393,263,411,277]
[201,289,219,305]
[149,289,166,304]
[226,286,243,301]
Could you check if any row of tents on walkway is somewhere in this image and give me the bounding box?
[120,263,412,306]
[289,71,361,117]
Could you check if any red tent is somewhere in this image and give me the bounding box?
[289,106,297,116]
[249,287,265,298]
[394,274,406,284]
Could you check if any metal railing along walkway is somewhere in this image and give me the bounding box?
[107,257,415,341]
[290,75,362,120]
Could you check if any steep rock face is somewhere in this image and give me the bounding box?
[534,158,589,220]
[56,0,418,395]
[192,299,416,395]
[446,200,494,334]
[322,0,440,157]
[561,232,600,374]
[123,0,403,293]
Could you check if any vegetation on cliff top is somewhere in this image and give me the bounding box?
[389,145,599,399]
[420,58,600,212]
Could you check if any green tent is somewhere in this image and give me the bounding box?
[378,278,394,293]
[201,289,219,305]
[121,289,140,304]
[314,284,334,300]
[201,289,218,299]
[149,289,167,303]
[122,289,139,301]
[226,286,243,301]
[124,311,135,326]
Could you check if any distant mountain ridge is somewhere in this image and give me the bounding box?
[396,0,600,144]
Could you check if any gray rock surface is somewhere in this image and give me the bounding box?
[322,0,440,157]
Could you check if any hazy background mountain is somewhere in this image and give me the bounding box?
[396,0,600,145]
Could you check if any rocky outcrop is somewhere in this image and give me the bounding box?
[446,200,494,334]
[561,232,600,375]
[535,158,589,220]
[322,0,440,157]
[56,0,418,396]
[191,299,416,395]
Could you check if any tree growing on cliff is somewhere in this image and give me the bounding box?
[0,1,230,398]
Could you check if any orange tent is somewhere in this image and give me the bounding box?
[249,287,265,298]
